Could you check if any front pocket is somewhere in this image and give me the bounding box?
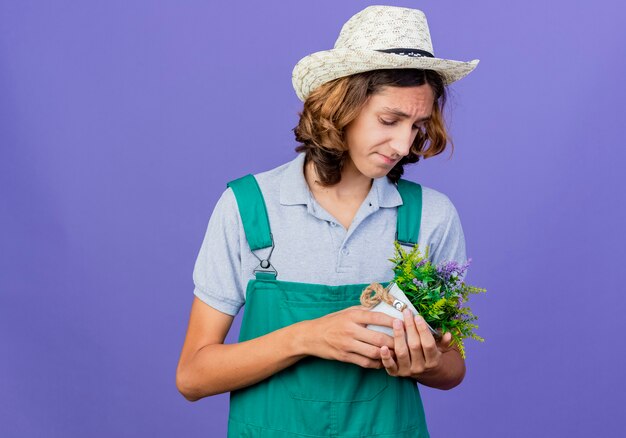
[276,299,389,402]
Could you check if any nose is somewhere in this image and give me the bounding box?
[389,130,413,158]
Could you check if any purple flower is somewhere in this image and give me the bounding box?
[436,260,458,281]
[412,278,425,288]
[436,258,473,282]
[415,259,427,268]
[460,258,473,273]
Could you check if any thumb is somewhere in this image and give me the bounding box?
[438,332,453,352]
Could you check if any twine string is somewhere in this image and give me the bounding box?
[360,282,443,341]
[360,282,404,310]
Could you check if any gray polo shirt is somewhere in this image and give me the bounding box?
[192,152,468,316]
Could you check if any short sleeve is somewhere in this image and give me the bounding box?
[428,197,469,282]
[192,187,245,316]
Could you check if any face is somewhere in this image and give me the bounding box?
[343,84,435,179]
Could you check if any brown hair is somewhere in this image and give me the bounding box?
[293,68,452,185]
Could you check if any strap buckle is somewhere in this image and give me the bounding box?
[252,232,278,278]
[395,231,416,248]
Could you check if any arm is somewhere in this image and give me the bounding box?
[176,300,397,401]
[412,343,465,390]
[176,297,310,401]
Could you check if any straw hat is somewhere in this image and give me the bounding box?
[292,5,479,102]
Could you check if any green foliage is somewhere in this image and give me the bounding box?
[388,241,487,359]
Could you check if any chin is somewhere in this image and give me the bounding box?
[374,171,391,179]
[353,158,392,179]
[362,167,390,179]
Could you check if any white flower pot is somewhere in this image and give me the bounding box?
[365,283,438,338]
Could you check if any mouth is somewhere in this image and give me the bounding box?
[377,153,398,165]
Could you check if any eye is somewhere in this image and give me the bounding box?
[414,122,428,131]
[380,118,396,126]
[380,118,423,130]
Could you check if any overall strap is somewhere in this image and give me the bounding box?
[395,178,422,246]
[226,174,277,279]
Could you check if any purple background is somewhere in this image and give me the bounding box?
[1,1,625,436]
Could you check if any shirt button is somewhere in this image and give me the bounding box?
[341,247,350,255]
[330,221,337,227]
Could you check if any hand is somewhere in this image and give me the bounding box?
[303,305,396,369]
[380,309,453,378]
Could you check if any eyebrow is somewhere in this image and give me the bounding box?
[381,107,431,122]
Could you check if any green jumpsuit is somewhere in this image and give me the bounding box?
[225,174,429,437]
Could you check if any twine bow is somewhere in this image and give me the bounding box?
[359,282,408,312]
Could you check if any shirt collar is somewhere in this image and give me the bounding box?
[279,152,311,206]
[279,152,403,208]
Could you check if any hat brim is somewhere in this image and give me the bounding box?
[292,47,479,102]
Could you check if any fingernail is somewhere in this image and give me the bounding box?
[403,309,411,319]
[415,314,423,323]
[393,319,402,329]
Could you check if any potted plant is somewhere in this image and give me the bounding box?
[360,241,486,358]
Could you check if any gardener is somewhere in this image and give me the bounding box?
[176,5,479,437]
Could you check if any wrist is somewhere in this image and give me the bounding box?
[413,350,464,390]
[411,361,444,381]
[288,320,314,358]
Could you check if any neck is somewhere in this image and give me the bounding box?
[304,156,373,200]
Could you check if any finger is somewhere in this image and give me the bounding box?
[341,351,384,369]
[437,332,453,352]
[415,315,439,365]
[380,346,398,375]
[402,309,423,365]
[353,308,396,328]
[353,325,395,350]
[344,304,366,312]
[392,318,411,372]
[349,339,388,360]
